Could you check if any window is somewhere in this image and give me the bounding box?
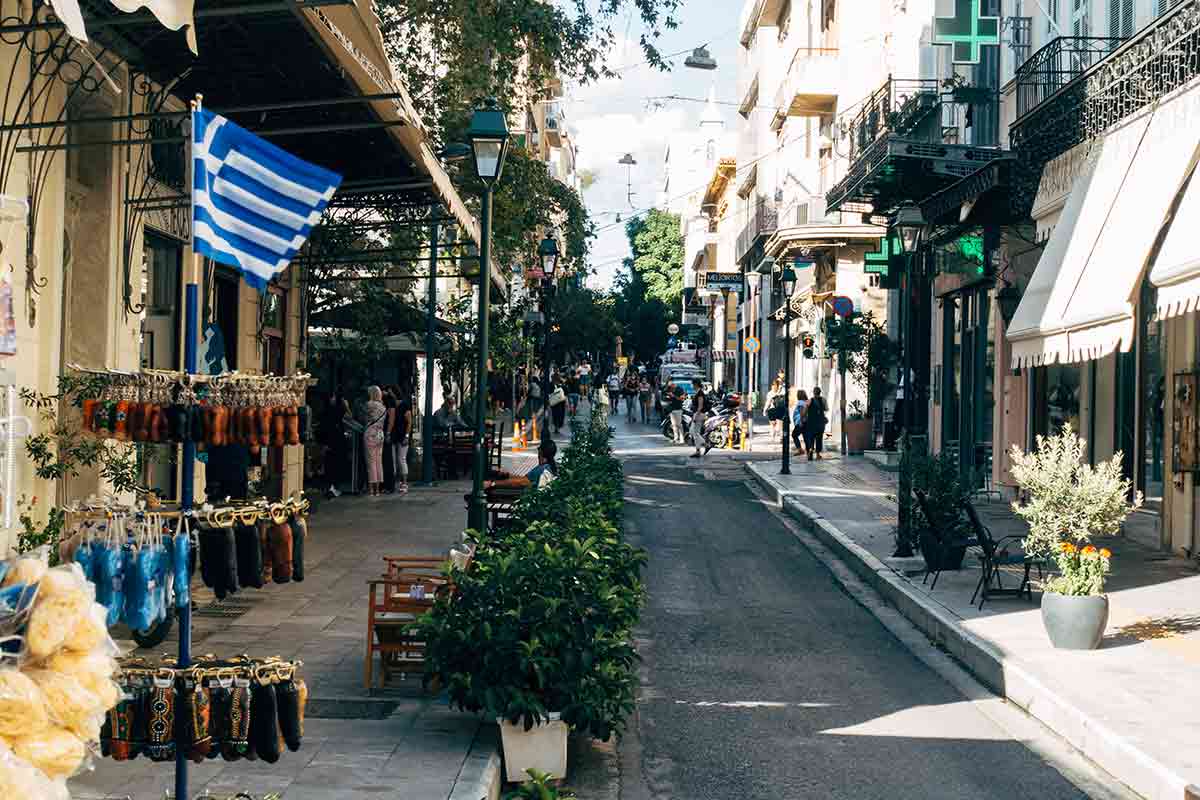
[777,0,791,41]
[1158,0,1185,16]
[1071,0,1090,36]
[1108,0,1133,37]
[1046,0,1060,40]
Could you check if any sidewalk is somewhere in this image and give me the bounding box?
[748,456,1200,800]
[71,481,500,800]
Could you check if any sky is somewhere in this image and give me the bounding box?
[566,5,742,292]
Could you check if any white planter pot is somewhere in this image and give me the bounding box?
[497,712,568,783]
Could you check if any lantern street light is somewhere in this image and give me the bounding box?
[891,202,928,558]
[778,264,798,476]
[538,233,560,438]
[466,97,511,533]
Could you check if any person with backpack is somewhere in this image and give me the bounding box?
[803,386,828,460]
[690,378,710,458]
[791,389,808,456]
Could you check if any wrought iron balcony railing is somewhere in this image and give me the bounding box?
[735,196,778,264]
[842,77,941,163]
[1013,36,1123,118]
[1011,0,1200,213]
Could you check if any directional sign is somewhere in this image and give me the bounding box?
[934,0,1000,64]
[701,272,743,291]
[743,336,761,354]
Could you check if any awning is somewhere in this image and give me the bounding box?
[1008,107,1157,367]
[1152,164,1200,317]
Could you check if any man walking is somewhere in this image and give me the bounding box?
[690,378,709,458]
[666,380,685,444]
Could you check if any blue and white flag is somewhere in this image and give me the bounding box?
[192,108,342,290]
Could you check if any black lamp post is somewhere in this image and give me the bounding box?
[892,203,925,557]
[538,233,560,437]
[466,97,511,533]
[778,263,797,476]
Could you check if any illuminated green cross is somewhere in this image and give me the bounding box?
[934,0,1000,65]
[864,236,894,275]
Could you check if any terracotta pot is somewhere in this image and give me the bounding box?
[844,417,872,454]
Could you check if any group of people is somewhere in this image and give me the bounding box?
[322,384,414,499]
[765,377,828,460]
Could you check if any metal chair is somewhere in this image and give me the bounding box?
[913,490,973,591]
[961,499,1043,609]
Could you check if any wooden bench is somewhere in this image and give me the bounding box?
[431,422,503,480]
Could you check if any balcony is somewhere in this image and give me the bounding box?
[1010,1,1200,214]
[735,196,778,264]
[544,104,564,147]
[825,76,1005,215]
[1013,36,1123,119]
[772,50,840,129]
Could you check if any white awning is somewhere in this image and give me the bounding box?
[1148,82,1200,319]
[1008,104,1168,368]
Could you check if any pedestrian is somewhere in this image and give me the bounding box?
[485,437,559,493]
[666,380,685,444]
[393,384,413,493]
[690,378,710,457]
[638,373,653,424]
[597,380,611,422]
[565,370,581,417]
[550,371,567,436]
[362,385,388,497]
[804,386,828,461]
[766,378,788,441]
[528,374,543,421]
[624,371,639,423]
[579,362,592,402]
[791,389,808,456]
[381,388,397,493]
[322,388,350,498]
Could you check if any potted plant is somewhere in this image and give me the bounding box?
[1009,426,1141,650]
[843,400,872,454]
[905,448,972,572]
[415,410,642,781]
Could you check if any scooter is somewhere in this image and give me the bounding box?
[661,393,743,447]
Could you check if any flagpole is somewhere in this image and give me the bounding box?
[176,92,203,800]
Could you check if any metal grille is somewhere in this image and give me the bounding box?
[832,471,864,486]
[192,596,264,619]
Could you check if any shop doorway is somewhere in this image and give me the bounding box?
[139,230,182,499]
[940,284,995,485]
[1138,280,1165,511]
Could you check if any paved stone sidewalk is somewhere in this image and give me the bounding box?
[749,455,1200,800]
[72,481,497,800]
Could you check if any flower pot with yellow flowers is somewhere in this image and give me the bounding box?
[1009,426,1141,651]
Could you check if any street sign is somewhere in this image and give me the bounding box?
[792,258,815,270]
[523,310,545,324]
[702,272,743,291]
[683,312,706,326]
[667,323,679,335]
[831,296,854,318]
[743,336,760,354]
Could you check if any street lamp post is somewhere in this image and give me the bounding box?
[538,233,559,437]
[777,264,797,475]
[893,204,926,556]
[466,98,511,533]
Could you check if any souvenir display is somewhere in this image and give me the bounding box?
[104,656,305,765]
[68,368,312,448]
[0,557,122,797]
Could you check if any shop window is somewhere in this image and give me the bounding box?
[1139,280,1164,510]
[261,286,287,494]
[1032,363,1082,440]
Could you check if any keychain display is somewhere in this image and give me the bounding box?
[104,656,305,765]
[69,367,312,449]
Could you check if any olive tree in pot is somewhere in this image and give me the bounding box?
[1009,426,1141,650]
[903,448,972,572]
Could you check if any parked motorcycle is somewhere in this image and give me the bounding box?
[660,393,743,447]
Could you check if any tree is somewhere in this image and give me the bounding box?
[626,211,684,308]
[549,284,621,366]
[613,258,675,366]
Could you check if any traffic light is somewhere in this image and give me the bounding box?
[801,333,816,359]
[824,318,840,351]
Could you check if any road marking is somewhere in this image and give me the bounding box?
[671,700,834,709]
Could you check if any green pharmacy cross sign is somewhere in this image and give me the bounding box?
[934,0,1000,64]
[864,236,895,276]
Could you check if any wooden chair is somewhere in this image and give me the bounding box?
[961,500,1044,609]
[365,571,443,689]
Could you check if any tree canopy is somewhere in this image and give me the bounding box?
[626,210,684,308]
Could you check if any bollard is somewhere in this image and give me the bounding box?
[514,421,524,451]
[531,414,539,444]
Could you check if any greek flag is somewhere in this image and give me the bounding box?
[192,108,342,290]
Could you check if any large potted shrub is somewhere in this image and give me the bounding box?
[1009,426,1141,650]
[415,410,644,780]
[843,401,872,454]
[904,448,972,572]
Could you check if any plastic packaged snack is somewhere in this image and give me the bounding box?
[37,563,93,602]
[24,669,106,738]
[65,601,111,654]
[1,556,46,588]
[0,668,49,737]
[11,727,86,779]
[44,651,117,696]
[0,742,69,800]
[25,590,90,659]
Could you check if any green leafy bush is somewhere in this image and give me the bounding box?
[503,769,576,800]
[415,407,644,740]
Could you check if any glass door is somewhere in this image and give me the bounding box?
[139,231,181,500]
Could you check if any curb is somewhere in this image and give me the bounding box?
[448,724,502,800]
[746,461,1196,800]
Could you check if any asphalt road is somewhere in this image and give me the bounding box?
[608,407,1095,800]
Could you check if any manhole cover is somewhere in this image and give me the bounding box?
[193,595,264,619]
[305,699,401,720]
[832,472,864,486]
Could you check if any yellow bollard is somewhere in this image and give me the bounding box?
[531,414,539,444]
[514,421,524,451]
[741,419,750,451]
[726,418,735,449]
